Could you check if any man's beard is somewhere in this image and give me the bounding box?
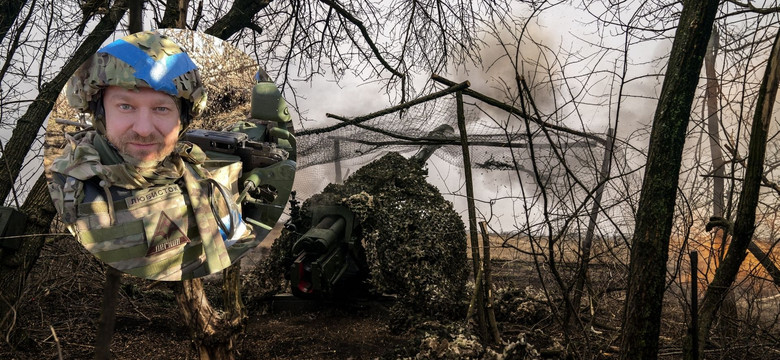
[107,132,176,169]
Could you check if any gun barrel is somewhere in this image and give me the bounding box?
[292,215,346,255]
[290,208,358,297]
[410,124,455,163]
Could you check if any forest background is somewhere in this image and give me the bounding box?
[1,1,780,359]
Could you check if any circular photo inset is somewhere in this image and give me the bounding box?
[45,29,296,281]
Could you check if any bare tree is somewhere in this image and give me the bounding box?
[0,175,56,345]
[686,26,780,359]
[620,1,719,359]
[701,22,741,345]
[0,0,129,341]
[0,0,518,358]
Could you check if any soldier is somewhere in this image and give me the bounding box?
[48,30,268,281]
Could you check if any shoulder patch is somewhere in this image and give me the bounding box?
[146,211,191,257]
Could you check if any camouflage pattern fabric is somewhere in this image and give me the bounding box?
[49,130,247,280]
[181,164,232,273]
[50,131,187,190]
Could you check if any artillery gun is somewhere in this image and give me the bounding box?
[272,124,467,316]
[288,204,365,297]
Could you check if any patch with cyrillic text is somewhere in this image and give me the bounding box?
[126,185,182,209]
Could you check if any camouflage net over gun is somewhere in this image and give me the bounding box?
[247,152,468,318]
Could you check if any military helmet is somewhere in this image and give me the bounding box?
[66,30,207,133]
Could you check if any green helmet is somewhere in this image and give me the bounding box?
[66,30,207,133]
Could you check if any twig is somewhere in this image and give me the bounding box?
[49,324,63,360]
[0,233,72,239]
[1,294,17,346]
[127,297,152,322]
[480,221,502,344]
[54,118,89,128]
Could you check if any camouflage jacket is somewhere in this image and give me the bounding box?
[48,131,267,280]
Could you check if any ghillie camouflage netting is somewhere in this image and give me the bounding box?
[293,88,608,173]
[288,84,618,235]
[246,152,468,317]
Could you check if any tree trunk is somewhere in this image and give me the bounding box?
[160,0,189,29]
[204,0,271,40]
[222,261,247,324]
[0,174,57,344]
[689,27,780,359]
[128,0,144,33]
[570,128,614,327]
[619,1,719,359]
[0,0,128,203]
[703,25,739,347]
[705,28,726,219]
[93,267,122,360]
[456,90,488,341]
[175,277,241,360]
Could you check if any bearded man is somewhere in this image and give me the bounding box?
[48,31,271,280]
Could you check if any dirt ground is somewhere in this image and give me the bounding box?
[1,223,565,360]
[4,224,780,359]
[0,225,422,360]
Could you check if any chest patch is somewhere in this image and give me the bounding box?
[146,211,191,257]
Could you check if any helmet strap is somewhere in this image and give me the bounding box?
[178,99,193,136]
[90,96,107,134]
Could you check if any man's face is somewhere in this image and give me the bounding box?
[103,86,180,165]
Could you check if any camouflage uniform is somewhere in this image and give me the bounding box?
[48,31,267,280]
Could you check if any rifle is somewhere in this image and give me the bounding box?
[183,126,296,229]
[183,128,288,172]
